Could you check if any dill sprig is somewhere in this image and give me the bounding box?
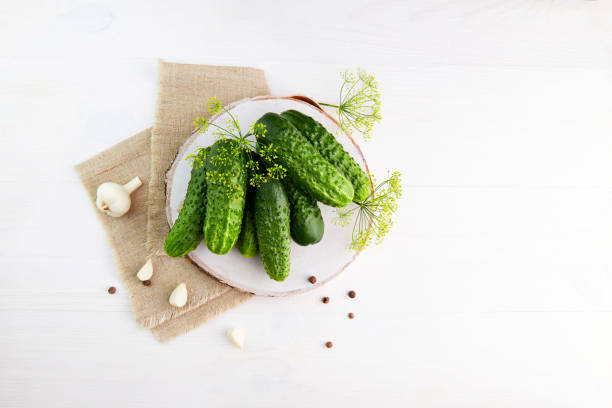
[319,68,381,141]
[335,171,402,250]
[191,97,286,194]
[186,148,208,170]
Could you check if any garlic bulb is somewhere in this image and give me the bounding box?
[95,176,142,217]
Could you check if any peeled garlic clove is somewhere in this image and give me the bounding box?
[136,259,153,281]
[169,283,187,307]
[226,327,245,349]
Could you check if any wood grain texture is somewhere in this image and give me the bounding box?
[1,0,612,407]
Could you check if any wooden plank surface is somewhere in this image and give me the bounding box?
[0,0,611,406]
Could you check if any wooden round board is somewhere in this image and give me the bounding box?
[166,96,370,296]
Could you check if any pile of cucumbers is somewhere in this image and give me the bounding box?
[164,110,370,282]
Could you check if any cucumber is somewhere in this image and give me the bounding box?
[254,179,291,281]
[204,140,247,255]
[236,188,258,258]
[281,109,371,202]
[282,178,324,246]
[256,113,354,207]
[164,147,210,257]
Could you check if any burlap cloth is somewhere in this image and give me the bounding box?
[75,61,269,341]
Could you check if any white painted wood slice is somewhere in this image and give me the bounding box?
[166,96,370,296]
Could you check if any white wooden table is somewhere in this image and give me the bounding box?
[1,1,611,406]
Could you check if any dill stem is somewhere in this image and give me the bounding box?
[318,102,339,108]
[224,108,243,137]
[207,122,235,137]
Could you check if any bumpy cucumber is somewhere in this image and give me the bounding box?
[256,113,354,207]
[204,140,247,255]
[282,178,324,246]
[164,147,210,257]
[281,109,371,202]
[236,188,258,258]
[254,179,291,281]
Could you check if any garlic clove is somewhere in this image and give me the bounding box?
[136,259,153,281]
[169,283,187,307]
[226,327,245,349]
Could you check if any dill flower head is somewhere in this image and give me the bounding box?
[190,98,286,195]
[335,171,402,250]
[321,68,381,141]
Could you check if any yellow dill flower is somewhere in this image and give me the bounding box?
[192,97,286,195]
[335,171,402,250]
[320,68,381,141]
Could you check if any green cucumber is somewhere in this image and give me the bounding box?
[254,179,290,281]
[236,188,258,258]
[282,178,324,246]
[281,109,371,202]
[164,147,210,257]
[256,113,354,207]
[204,140,247,255]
